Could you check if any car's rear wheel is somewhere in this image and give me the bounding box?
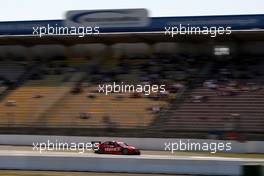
[98,148,104,154]
[122,148,128,155]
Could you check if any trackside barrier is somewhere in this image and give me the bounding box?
[0,154,257,176]
[0,135,264,153]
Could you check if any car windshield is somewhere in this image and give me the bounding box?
[117,142,128,147]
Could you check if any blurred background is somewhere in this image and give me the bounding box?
[0,1,264,175]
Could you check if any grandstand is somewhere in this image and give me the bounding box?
[0,12,264,140]
[0,61,26,82]
[159,57,264,140]
[0,68,84,125]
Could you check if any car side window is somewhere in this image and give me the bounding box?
[103,142,109,145]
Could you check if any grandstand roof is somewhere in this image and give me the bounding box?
[0,14,264,45]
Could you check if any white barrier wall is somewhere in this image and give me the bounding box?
[0,154,249,175]
[0,135,264,153]
[0,135,263,175]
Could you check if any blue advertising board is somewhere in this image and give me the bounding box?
[0,14,264,35]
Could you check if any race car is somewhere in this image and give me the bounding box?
[94,141,140,155]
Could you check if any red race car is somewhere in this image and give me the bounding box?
[94,141,140,155]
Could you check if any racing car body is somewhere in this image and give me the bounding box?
[94,141,140,155]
